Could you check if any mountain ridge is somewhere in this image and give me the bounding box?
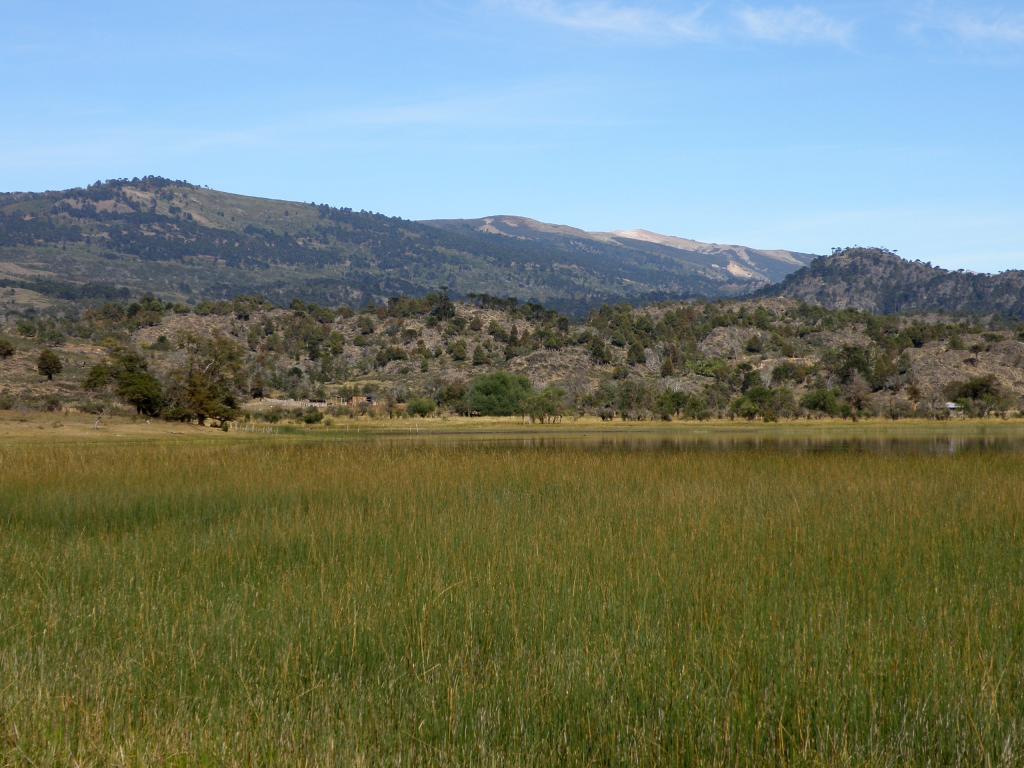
[764,247,1024,320]
[422,215,814,287]
[0,178,814,315]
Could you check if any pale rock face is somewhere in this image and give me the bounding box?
[428,217,816,290]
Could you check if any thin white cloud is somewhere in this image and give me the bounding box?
[948,13,1024,44]
[735,6,854,46]
[497,1,712,40]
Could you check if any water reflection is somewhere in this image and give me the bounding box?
[362,427,1024,455]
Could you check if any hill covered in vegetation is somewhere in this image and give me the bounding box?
[765,247,1024,319]
[3,289,1023,424]
[0,177,811,315]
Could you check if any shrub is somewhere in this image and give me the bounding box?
[407,398,437,417]
[627,343,647,366]
[149,335,172,352]
[589,337,611,365]
[375,346,408,367]
[771,361,806,385]
[488,320,508,342]
[356,316,375,335]
[0,337,14,359]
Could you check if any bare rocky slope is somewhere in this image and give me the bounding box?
[422,216,814,289]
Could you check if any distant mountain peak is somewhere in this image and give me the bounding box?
[473,215,599,241]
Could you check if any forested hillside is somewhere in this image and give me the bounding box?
[766,247,1024,319]
[0,177,809,315]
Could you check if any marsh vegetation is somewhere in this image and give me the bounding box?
[2,427,1023,765]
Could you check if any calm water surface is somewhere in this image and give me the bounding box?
[337,423,1024,455]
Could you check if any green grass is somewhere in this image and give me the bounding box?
[1,436,1023,766]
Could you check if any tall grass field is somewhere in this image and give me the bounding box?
[1,435,1022,765]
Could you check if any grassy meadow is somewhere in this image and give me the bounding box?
[1,428,1023,765]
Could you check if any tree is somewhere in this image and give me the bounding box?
[730,385,796,422]
[466,372,534,416]
[436,380,468,413]
[163,334,247,423]
[679,393,710,421]
[0,337,13,359]
[824,345,874,386]
[165,364,237,423]
[615,379,652,420]
[37,349,63,380]
[117,370,164,416]
[87,349,165,416]
[655,390,678,420]
[428,289,456,320]
[84,363,114,391]
[589,336,611,364]
[945,375,1009,417]
[800,388,842,417]
[844,372,872,417]
[525,386,566,423]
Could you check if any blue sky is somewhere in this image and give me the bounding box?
[2,1,1022,271]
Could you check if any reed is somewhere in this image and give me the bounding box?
[1,437,1022,765]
